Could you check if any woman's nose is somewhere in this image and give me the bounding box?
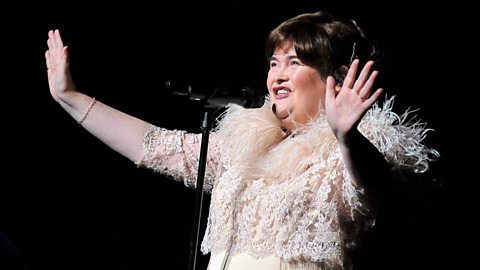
[276,76,287,83]
[275,70,288,83]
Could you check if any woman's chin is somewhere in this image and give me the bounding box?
[274,106,290,119]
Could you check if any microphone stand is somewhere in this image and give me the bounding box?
[164,81,265,270]
[188,111,211,270]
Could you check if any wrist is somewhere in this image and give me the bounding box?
[336,128,361,146]
[56,89,81,107]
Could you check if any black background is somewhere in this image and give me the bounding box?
[1,0,478,269]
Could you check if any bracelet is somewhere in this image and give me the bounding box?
[78,97,97,126]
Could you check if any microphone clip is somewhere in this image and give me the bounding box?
[164,81,265,109]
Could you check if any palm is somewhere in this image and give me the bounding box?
[325,60,383,137]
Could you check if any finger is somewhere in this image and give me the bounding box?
[353,61,374,93]
[48,30,55,51]
[63,46,70,66]
[45,50,51,69]
[54,29,65,49]
[49,30,62,62]
[358,70,379,99]
[342,59,359,90]
[46,31,56,68]
[47,30,53,51]
[45,50,53,90]
[363,88,383,108]
[47,31,59,67]
[325,76,336,105]
[53,30,62,60]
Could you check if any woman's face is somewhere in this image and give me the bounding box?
[267,40,326,132]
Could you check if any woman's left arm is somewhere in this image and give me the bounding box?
[325,59,391,194]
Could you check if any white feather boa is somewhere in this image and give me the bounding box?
[212,95,439,181]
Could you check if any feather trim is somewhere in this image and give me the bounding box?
[213,98,339,183]
[213,100,286,172]
[359,95,440,173]
[213,95,438,182]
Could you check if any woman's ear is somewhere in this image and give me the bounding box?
[332,65,349,91]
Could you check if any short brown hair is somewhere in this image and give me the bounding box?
[265,11,378,82]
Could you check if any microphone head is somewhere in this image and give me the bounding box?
[241,87,266,108]
[164,81,191,96]
[165,80,265,109]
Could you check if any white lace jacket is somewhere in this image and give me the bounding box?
[136,97,438,269]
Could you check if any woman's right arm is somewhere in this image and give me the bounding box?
[45,29,150,163]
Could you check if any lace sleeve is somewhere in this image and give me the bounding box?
[340,165,375,223]
[332,159,376,250]
[135,125,223,193]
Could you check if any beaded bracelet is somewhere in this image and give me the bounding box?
[78,97,97,126]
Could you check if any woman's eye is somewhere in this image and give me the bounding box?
[269,62,278,68]
[290,59,301,65]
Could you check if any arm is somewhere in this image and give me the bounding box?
[45,29,149,163]
[325,60,392,194]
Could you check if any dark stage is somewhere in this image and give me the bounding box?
[1,1,478,269]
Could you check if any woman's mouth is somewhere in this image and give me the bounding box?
[273,87,291,99]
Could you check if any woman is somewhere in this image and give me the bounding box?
[45,10,438,270]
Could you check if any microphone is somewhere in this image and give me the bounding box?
[164,81,266,109]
